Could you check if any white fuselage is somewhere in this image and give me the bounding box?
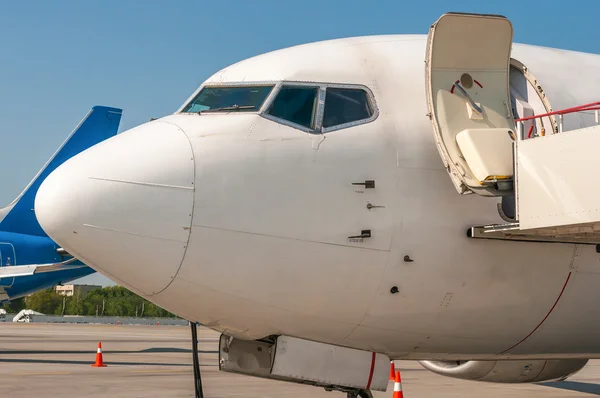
[34,35,600,360]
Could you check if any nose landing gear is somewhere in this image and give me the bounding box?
[190,321,205,398]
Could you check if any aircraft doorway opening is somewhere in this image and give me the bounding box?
[499,59,555,221]
[509,59,556,140]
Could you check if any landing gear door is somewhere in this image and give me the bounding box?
[425,13,516,196]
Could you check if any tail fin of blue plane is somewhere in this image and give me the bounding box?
[0,105,122,237]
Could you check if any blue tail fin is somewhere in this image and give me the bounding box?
[0,106,122,236]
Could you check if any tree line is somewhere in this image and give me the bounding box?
[1,286,178,318]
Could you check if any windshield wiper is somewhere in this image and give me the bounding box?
[198,105,255,114]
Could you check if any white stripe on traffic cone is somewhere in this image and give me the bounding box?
[393,370,403,398]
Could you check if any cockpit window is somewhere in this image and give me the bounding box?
[181,85,274,113]
[267,86,318,128]
[322,88,373,128]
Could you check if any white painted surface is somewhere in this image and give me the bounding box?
[517,124,600,230]
[272,336,390,391]
[0,262,85,278]
[36,121,195,296]
[456,128,514,182]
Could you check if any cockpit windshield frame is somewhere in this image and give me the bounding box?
[177,80,379,134]
[260,81,325,133]
[261,81,379,134]
[319,83,379,134]
[178,82,279,114]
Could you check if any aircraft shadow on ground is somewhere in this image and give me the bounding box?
[0,348,217,354]
[541,381,600,395]
[0,347,218,366]
[0,358,217,367]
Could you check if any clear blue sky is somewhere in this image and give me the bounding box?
[1,0,598,285]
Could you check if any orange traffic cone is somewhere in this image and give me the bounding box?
[92,342,107,367]
[389,361,396,380]
[393,370,403,398]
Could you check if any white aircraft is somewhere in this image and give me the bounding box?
[33,12,600,398]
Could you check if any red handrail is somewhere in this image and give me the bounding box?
[527,125,534,139]
[515,101,600,122]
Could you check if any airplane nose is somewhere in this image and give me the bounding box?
[35,120,195,296]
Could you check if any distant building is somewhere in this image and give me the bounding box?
[55,284,101,298]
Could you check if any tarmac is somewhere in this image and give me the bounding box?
[1,323,600,397]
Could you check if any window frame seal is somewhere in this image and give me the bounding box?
[260,81,379,134]
[320,83,379,133]
[260,82,324,133]
[176,81,279,114]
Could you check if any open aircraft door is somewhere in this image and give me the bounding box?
[425,13,516,196]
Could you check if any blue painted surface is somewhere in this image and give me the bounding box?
[0,106,121,302]
[0,266,95,299]
[0,231,95,299]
